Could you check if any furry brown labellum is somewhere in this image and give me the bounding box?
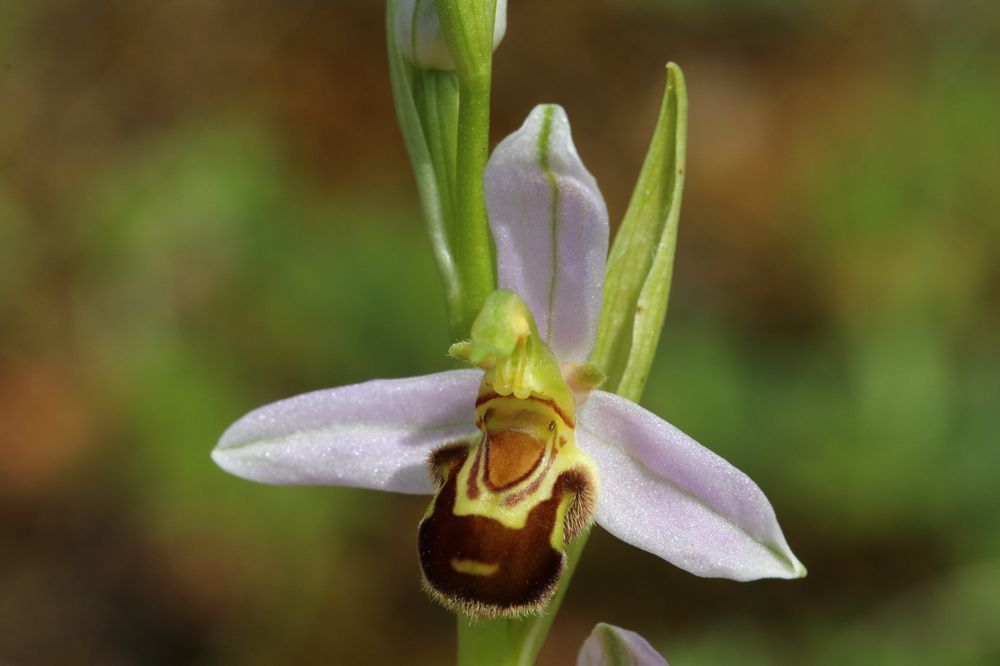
[418,391,597,618]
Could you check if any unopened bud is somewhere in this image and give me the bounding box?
[394,0,507,71]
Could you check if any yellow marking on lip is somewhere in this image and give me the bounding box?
[450,558,500,577]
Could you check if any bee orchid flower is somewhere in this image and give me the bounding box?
[212,104,804,618]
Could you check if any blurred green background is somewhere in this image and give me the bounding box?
[2,0,998,664]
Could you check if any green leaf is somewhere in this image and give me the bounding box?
[592,63,688,403]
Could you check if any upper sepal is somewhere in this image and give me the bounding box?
[485,104,609,363]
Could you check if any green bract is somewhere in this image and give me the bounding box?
[592,64,688,402]
[387,0,463,334]
[386,0,502,338]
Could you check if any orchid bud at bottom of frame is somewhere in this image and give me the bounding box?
[578,623,669,666]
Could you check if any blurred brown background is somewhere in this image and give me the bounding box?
[2,0,999,664]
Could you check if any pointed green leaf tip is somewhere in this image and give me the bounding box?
[592,63,688,403]
[450,289,573,409]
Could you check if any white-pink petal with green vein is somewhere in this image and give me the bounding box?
[577,623,668,666]
[485,104,609,363]
[577,390,805,580]
[212,369,480,494]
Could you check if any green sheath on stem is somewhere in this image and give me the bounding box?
[386,0,464,337]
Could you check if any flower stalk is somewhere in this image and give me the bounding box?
[451,71,496,336]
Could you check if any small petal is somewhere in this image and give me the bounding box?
[485,104,609,363]
[577,391,806,580]
[213,369,481,494]
[578,623,669,666]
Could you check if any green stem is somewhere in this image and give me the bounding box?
[454,532,590,666]
[511,533,590,665]
[452,71,496,337]
[457,615,515,666]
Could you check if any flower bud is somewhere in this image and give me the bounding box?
[394,0,507,71]
[578,623,669,666]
